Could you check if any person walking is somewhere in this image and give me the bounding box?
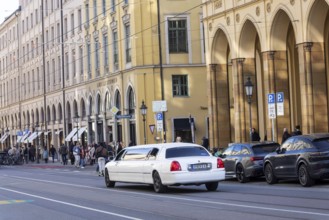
[251,128,261,141]
[281,128,291,144]
[24,145,29,164]
[292,125,302,136]
[50,145,56,163]
[59,144,68,165]
[43,147,49,163]
[80,146,86,168]
[176,136,182,142]
[95,143,109,176]
[73,142,81,168]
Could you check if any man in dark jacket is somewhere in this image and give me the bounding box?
[281,128,291,144]
[292,125,302,136]
[251,128,261,141]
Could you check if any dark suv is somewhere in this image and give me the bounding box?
[264,133,329,187]
[219,142,279,183]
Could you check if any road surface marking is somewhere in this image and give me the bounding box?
[0,187,142,220]
[3,175,329,218]
[0,200,33,205]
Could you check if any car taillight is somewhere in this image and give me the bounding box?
[250,156,263,161]
[170,161,181,171]
[217,158,224,168]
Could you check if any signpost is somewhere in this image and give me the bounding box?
[115,114,132,119]
[268,93,276,141]
[156,112,163,132]
[276,92,284,116]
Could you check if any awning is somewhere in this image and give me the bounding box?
[174,118,192,131]
[72,127,87,141]
[0,133,9,143]
[25,132,43,143]
[17,132,31,143]
[17,135,24,143]
[65,128,78,141]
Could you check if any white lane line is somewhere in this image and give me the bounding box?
[0,187,142,220]
[3,175,329,217]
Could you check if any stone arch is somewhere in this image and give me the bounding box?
[239,19,261,58]
[306,0,329,42]
[96,93,102,115]
[80,98,86,118]
[66,101,71,123]
[41,108,44,123]
[209,27,233,145]
[114,90,121,115]
[36,108,39,123]
[52,105,56,122]
[126,86,135,115]
[57,103,62,121]
[47,106,51,123]
[73,99,78,117]
[104,91,112,112]
[88,96,93,116]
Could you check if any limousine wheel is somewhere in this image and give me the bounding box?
[205,182,218,191]
[298,164,314,187]
[105,169,115,188]
[264,163,277,184]
[153,171,167,193]
[236,164,249,183]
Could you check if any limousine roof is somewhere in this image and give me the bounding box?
[128,142,202,149]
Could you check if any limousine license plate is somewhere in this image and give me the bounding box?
[188,163,212,171]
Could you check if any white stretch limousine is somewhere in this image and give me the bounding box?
[104,143,226,193]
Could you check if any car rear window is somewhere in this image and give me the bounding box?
[166,146,210,158]
[252,144,279,155]
[313,139,329,151]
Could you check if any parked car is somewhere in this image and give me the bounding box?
[104,143,225,193]
[219,142,279,183]
[264,133,329,187]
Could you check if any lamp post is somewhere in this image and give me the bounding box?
[35,123,40,164]
[245,77,254,142]
[74,113,79,144]
[140,100,147,144]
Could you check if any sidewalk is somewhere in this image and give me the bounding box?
[22,160,97,171]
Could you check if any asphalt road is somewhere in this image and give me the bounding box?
[1,164,329,220]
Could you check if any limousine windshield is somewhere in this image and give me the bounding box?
[166,146,210,158]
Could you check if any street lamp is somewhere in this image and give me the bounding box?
[245,77,254,142]
[35,122,40,164]
[73,113,79,144]
[140,100,147,144]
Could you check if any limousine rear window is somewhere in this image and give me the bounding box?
[166,147,209,158]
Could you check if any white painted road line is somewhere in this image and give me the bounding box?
[0,186,142,220]
[3,175,329,218]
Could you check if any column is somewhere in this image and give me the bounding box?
[207,64,218,148]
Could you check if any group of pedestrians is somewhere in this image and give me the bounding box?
[281,125,302,144]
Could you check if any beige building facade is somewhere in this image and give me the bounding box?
[202,0,329,147]
[0,0,209,150]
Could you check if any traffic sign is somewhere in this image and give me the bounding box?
[152,100,167,112]
[110,106,119,115]
[156,112,163,121]
[268,93,276,119]
[116,114,132,119]
[157,120,163,132]
[276,92,284,116]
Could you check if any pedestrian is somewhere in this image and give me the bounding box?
[281,128,291,144]
[292,125,302,136]
[128,140,135,147]
[43,147,49,163]
[88,144,96,165]
[176,136,182,142]
[50,145,56,163]
[29,145,35,162]
[80,145,86,168]
[69,143,75,165]
[251,128,261,141]
[73,142,81,168]
[202,136,209,150]
[24,145,29,164]
[95,143,109,176]
[59,144,68,165]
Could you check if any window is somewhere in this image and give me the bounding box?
[95,40,100,73]
[128,87,135,115]
[232,145,242,155]
[71,13,74,35]
[45,0,48,16]
[172,75,188,96]
[111,0,116,12]
[166,147,210,158]
[31,41,34,58]
[85,4,89,26]
[72,49,76,77]
[122,148,151,161]
[37,67,40,89]
[64,18,68,39]
[79,46,83,75]
[148,148,159,160]
[241,147,250,155]
[35,9,38,24]
[87,43,91,78]
[281,138,295,152]
[103,35,109,67]
[57,23,60,43]
[113,31,118,68]
[58,56,61,82]
[52,59,55,83]
[46,30,49,49]
[47,61,50,85]
[78,9,82,31]
[168,19,188,53]
[51,27,54,47]
[102,0,106,16]
[27,44,30,61]
[65,52,69,79]
[36,37,39,55]
[125,24,131,63]
[93,0,97,22]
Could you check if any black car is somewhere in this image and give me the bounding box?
[264,133,329,187]
[219,142,279,183]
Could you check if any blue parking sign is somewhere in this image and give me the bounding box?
[268,93,275,104]
[277,92,284,103]
[156,112,163,121]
